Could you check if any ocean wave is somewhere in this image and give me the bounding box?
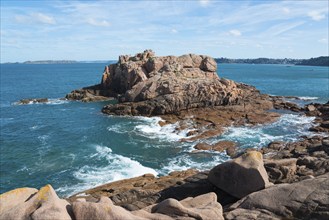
[107,116,194,141]
[13,98,69,106]
[296,96,318,101]
[56,144,158,196]
[160,152,229,175]
[134,117,193,141]
[218,113,316,149]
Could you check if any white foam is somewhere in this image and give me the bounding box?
[133,117,192,141]
[297,96,318,101]
[47,98,69,105]
[57,144,158,196]
[107,123,126,134]
[13,98,69,106]
[107,116,194,141]
[160,153,229,175]
[220,113,316,149]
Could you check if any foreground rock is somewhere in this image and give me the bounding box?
[0,184,72,220]
[73,193,223,220]
[208,151,272,198]
[225,173,329,219]
[68,169,236,210]
[0,185,224,220]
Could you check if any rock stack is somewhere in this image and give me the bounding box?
[99,50,246,116]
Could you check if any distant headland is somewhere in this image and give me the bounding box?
[215,56,329,66]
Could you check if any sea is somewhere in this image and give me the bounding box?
[0,63,328,197]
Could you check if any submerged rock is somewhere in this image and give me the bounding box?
[17,98,49,104]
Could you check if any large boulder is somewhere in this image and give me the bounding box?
[225,173,329,219]
[0,185,72,220]
[208,151,271,198]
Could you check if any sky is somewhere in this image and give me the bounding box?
[1,0,328,62]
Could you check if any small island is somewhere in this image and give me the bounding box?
[23,60,78,64]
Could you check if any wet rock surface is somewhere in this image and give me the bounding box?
[17,98,49,104]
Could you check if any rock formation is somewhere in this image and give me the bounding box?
[99,50,247,116]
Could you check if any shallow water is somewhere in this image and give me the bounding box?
[0,63,328,196]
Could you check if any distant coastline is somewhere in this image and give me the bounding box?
[215,56,329,66]
[2,56,328,66]
[2,60,113,64]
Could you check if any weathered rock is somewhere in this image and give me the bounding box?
[225,173,329,219]
[264,158,297,183]
[193,141,237,156]
[146,192,223,220]
[66,84,115,102]
[194,143,212,151]
[0,184,72,220]
[73,193,224,220]
[100,50,248,116]
[72,196,144,220]
[0,187,38,214]
[208,151,271,198]
[225,208,281,220]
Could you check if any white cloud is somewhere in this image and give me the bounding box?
[283,7,290,14]
[33,13,56,24]
[15,13,56,25]
[229,29,241,36]
[265,21,304,36]
[86,18,111,27]
[199,0,210,7]
[171,29,178,33]
[308,10,326,21]
[318,38,328,44]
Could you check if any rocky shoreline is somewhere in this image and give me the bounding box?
[3,51,328,219]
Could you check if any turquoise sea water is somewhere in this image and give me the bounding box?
[0,63,328,196]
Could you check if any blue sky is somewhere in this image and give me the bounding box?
[1,0,328,62]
